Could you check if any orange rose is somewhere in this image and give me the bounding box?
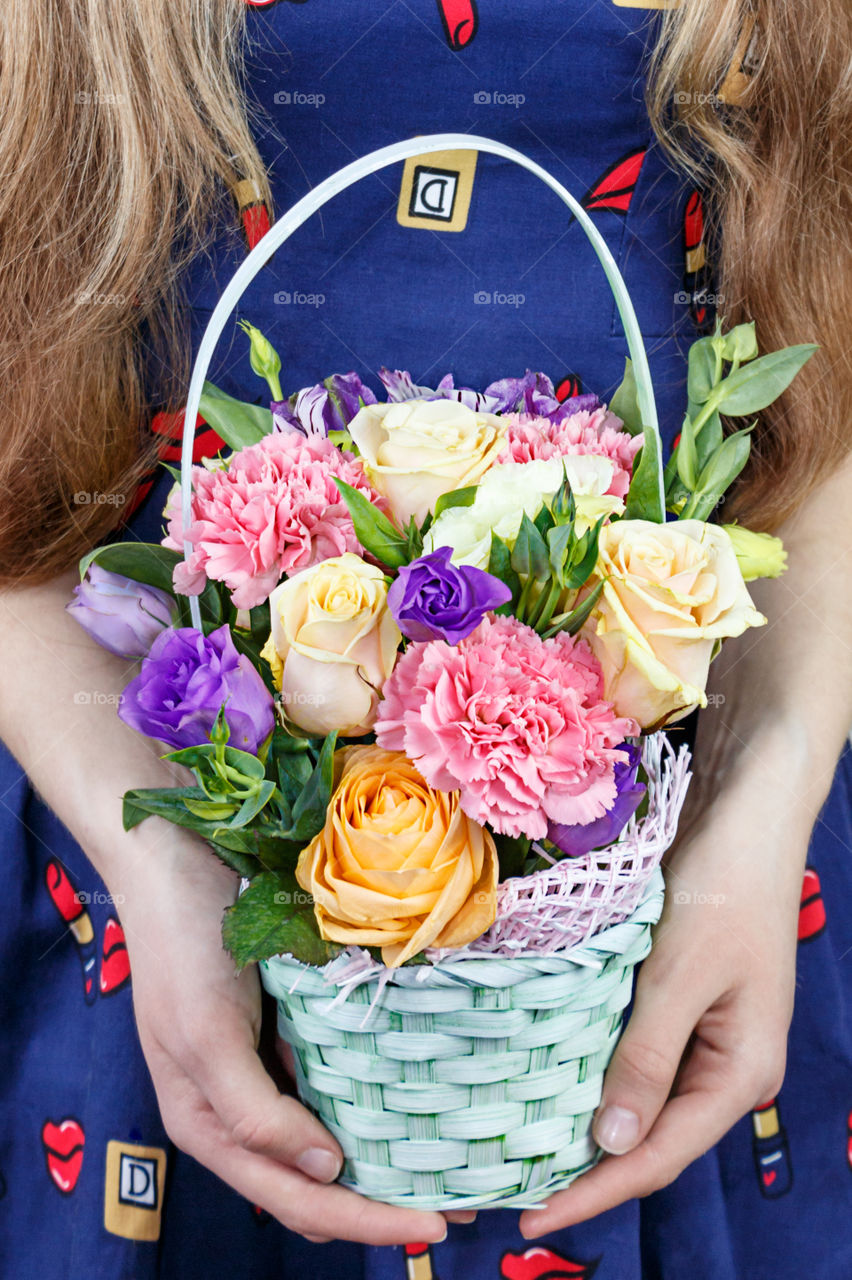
[296,745,498,967]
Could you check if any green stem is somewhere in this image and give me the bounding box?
[530,579,562,633]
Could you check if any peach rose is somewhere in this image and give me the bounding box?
[261,554,401,736]
[347,398,506,527]
[582,519,766,728]
[296,745,498,967]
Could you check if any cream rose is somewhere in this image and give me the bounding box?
[348,398,506,527]
[261,553,401,736]
[583,519,766,728]
[296,745,498,967]
[423,457,622,570]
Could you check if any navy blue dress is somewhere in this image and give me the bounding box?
[3,3,852,1277]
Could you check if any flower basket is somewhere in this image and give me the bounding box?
[263,871,663,1211]
[261,733,686,1210]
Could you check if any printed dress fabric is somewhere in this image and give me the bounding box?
[1,2,851,1277]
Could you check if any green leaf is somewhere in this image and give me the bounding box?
[222,870,342,970]
[686,336,717,405]
[493,832,530,880]
[624,428,664,522]
[284,732,338,843]
[198,381,273,450]
[681,426,754,520]
[675,414,698,490]
[715,345,818,416]
[487,535,521,611]
[78,542,223,627]
[332,478,409,568]
[542,579,605,639]
[534,503,555,538]
[511,513,550,581]
[563,516,605,591]
[433,485,478,520]
[608,359,643,436]
[547,524,575,586]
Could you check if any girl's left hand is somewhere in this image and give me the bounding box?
[519,778,807,1238]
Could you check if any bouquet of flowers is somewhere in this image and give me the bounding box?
[69,311,811,1206]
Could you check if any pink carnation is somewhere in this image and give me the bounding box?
[375,614,637,840]
[498,409,642,498]
[163,434,383,609]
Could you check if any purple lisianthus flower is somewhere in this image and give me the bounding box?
[271,372,377,436]
[118,624,274,754]
[378,367,501,412]
[66,565,177,659]
[483,369,601,424]
[387,547,512,645]
[547,743,645,857]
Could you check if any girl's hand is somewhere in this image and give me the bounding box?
[519,768,808,1238]
[114,830,451,1246]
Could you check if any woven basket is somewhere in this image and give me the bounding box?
[261,868,664,1211]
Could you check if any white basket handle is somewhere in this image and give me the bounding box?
[181,133,662,629]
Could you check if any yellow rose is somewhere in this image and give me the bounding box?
[583,519,766,728]
[261,554,401,736]
[297,746,498,967]
[348,398,506,527]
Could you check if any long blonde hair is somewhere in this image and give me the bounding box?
[1,0,849,583]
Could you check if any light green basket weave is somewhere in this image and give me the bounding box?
[261,867,664,1211]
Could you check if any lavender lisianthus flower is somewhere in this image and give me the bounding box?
[66,564,177,659]
[547,742,645,857]
[118,624,274,754]
[378,367,501,412]
[271,372,377,436]
[387,547,512,645]
[483,369,601,423]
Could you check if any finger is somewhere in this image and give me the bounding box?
[159,1078,448,1246]
[444,1210,478,1223]
[591,963,707,1156]
[184,1023,344,1183]
[520,1077,755,1237]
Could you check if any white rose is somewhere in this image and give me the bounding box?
[348,398,506,527]
[423,457,622,569]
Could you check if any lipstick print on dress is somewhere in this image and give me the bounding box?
[682,190,715,333]
[752,1098,793,1198]
[44,860,97,1005]
[501,1246,600,1280]
[435,0,479,49]
[406,1242,436,1280]
[798,866,826,942]
[99,917,131,996]
[582,149,646,216]
[41,1118,85,1195]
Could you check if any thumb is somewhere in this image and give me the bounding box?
[192,1027,344,1183]
[592,975,700,1156]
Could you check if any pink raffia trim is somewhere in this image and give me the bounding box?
[299,733,690,996]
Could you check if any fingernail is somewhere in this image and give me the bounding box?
[594,1105,640,1154]
[296,1147,341,1182]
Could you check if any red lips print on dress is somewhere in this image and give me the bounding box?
[41,1118,85,1194]
[100,917,131,996]
[501,1247,600,1280]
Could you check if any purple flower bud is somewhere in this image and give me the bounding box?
[118,624,275,755]
[66,564,178,659]
[387,547,512,645]
[547,743,645,857]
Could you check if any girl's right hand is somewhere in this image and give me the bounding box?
[113,826,450,1246]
